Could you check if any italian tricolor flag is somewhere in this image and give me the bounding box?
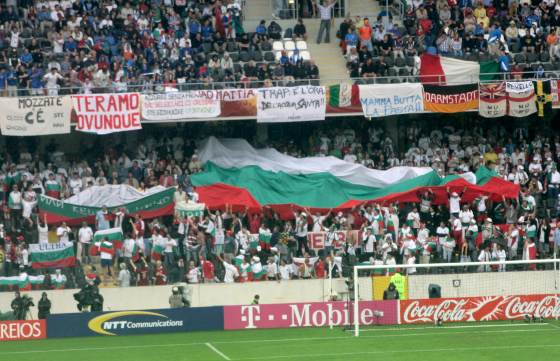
[419,53,500,85]
[327,84,359,108]
[30,243,76,269]
[93,228,123,249]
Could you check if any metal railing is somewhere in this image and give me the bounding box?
[2,70,557,97]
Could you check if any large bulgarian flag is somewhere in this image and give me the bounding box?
[420,53,500,85]
[30,243,76,269]
[38,185,175,225]
[191,138,519,218]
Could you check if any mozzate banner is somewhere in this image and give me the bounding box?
[72,93,142,134]
[0,96,71,136]
[0,320,46,341]
[256,86,326,123]
[359,83,424,117]
[423,84,479,113]
[141,91,221,121]
[223,301,398,330]
[399,294,560,324]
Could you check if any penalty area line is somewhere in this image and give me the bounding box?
[206,342,231,361]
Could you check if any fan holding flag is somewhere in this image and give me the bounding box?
[94,236,115,279]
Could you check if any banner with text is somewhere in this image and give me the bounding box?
[506,81,534,94]
[217,88,258,117]
[0,96,71,136]
[399,294,559,324]
[224,301,397,330]
[256,86,326,123]
[72,93,142,134]
[0,320,46,341]
[359,83,424,117]
[423,84,479,113]
[142,91,221,121]
[479,83,507,118]
[308,230,362,250]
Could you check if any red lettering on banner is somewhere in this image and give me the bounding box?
[73,93,141,133]
[400,294,560,324]
[0,320,46,341]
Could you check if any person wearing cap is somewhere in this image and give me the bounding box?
[293,209,310,255]
[447,186,466,218]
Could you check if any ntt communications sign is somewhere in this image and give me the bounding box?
[47,307,223,338]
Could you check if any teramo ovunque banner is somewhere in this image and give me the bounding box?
[72,93,142,134]
[256,85,326,123]
[0,96,71,136]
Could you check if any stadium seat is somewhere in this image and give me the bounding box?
[526,53,538,63]
[540,53,550,62]
[300,51,311,60]
[275,51,282,61]
[264,52,275,62]
[252,51,264,62]
[395,57,406,67]
[296,41,307,50]
[272,41,284,51]
[261,42,273,51]
[240,51,251,62]
[514,53,526,63]
[284,41,296,51]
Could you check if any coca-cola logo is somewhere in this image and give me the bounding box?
[401,295,560,324]
[504,296,560,319]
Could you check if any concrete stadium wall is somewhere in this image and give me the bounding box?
[2,271,558,317]
[0,277,372,317]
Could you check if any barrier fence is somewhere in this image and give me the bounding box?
[2,295,559,340]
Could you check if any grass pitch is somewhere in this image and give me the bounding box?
[1,322,560,361]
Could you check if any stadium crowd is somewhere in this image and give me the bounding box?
[338,0,560,79]
[0,118,559,290]
[0,0,321,96]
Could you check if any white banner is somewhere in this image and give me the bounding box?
[256,86,326,123]
[359,83,424,117]
[72,93,142,134]
[507,89,537,117]
[0,96,71,136]
[142,91,221,121]
[506,81,534,94]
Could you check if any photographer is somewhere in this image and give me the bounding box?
[169,286,189,308]
[38,292,51,319]
[91,288,104,312]
[11,291,34,320]
[74,283,103,312]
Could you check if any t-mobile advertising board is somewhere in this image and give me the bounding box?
[223,301,398,330]
[400,294,560,324]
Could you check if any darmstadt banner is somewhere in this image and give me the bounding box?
[256,86,326,123]
[47,307,224,337]
[72,93,142,134]
[399,294,560,324]
[223,301,398,330]
[0,96,71,136]
[0,320,46,341]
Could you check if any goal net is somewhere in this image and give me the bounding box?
[351,259,560,336]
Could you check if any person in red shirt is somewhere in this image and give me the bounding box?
[200,256,215,283]
[314,258,326,278]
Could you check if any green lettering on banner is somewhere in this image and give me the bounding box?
[38,188,175,220]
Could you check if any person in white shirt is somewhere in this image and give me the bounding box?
[447,187,466,218]
[56,222,71,244]
[186,260,201,283]
[43,68,65,95]
[37,214,49,245]
[77,222,93,263]
[219,255,239,283]
[279,259,292,280]
[266,257,279,281]
[294,210,310,254]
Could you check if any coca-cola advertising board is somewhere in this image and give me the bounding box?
[400,294,560,324]
[224,300,397,330]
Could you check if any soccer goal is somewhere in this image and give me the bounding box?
[352,259,560,336]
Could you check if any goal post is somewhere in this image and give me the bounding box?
[352,259,560,336]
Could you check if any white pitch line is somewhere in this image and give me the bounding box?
[355,322,550,332]
[206,342,231,361]
[0,325,555,356]
[237,344,560,360]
